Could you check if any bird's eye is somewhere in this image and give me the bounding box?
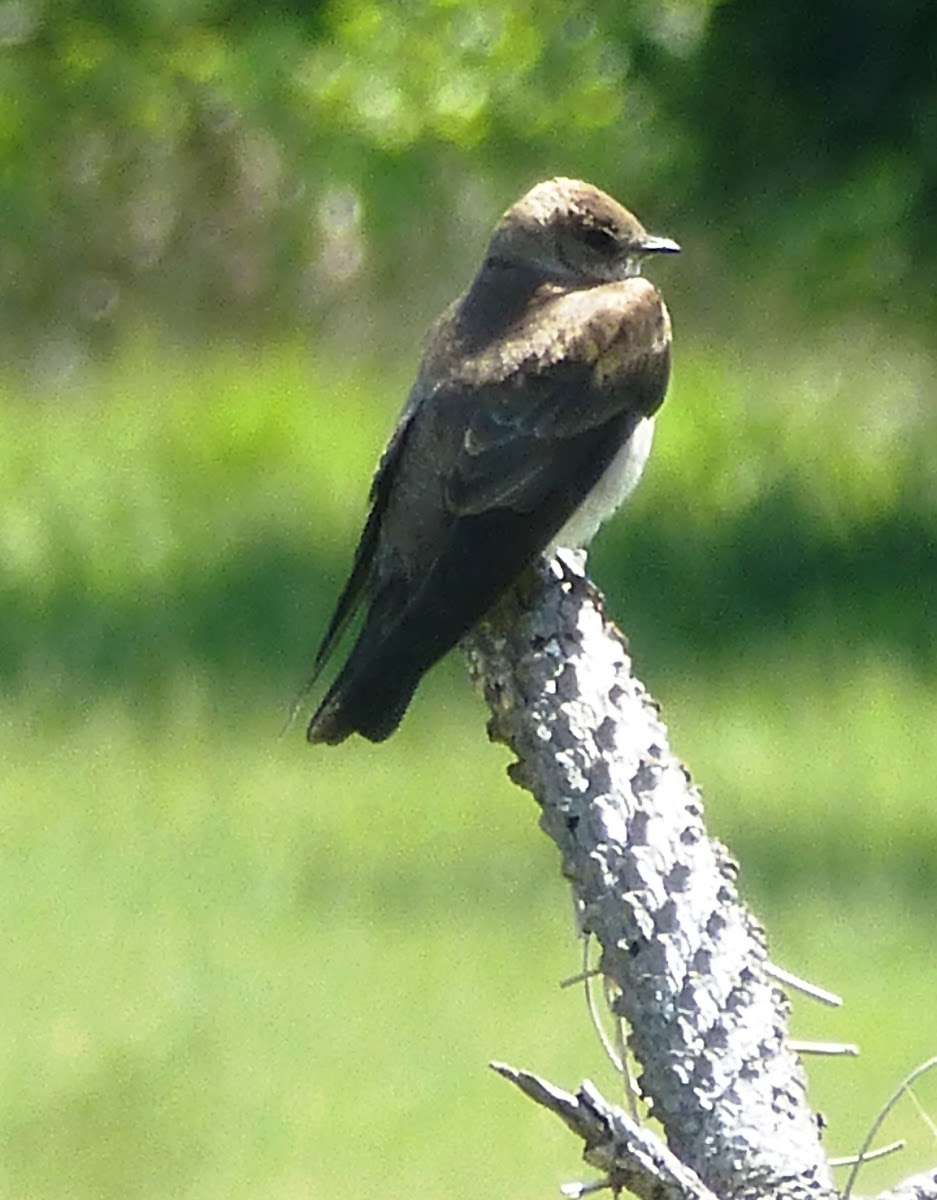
[580,224,618,255]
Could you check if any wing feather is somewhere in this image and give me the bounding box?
[304,390,421,686]
[445,283,670,518]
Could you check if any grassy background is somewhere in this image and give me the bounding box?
[1,338,936,1198]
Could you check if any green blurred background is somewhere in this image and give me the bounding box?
[2,2,936,1196]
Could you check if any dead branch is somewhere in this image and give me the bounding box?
[463,550,842,1200]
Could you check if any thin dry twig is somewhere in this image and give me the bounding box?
[846,1058,937,1200]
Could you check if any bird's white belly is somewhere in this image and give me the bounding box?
[550,416,655,549]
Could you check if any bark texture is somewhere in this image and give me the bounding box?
[463,550,837,1200]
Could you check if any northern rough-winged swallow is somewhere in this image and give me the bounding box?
[305,177,679,744]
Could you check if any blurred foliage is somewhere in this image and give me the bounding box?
[3,0,937,372]
[1,0,674,370]
[660,0,937,319]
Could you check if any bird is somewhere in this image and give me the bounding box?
[305,177,679,745]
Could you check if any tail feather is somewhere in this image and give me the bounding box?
[307,506,550,744]
[306,638,423,744]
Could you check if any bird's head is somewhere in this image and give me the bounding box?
[485,177,680,288]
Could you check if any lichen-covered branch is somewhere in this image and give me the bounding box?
[462,551,837,1200]
[491,1061,721,1200]
[875,1168,937,1200]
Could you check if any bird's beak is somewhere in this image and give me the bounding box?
[638,234,681,255]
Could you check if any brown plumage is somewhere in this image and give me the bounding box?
[305,178,679,744]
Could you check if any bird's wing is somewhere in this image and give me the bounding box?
[312,279,670,669]
[359,282,672,649]
[304,389,422,685]
[445,281,670,517]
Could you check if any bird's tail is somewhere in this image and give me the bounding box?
[306,632,424,744]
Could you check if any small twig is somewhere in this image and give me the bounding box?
[560,968,602,988]
[767,961,843,1008]
[906,1082,937,1142]
[845,1057,937,1200]
[579,937,626,1079]
[830,1140,905,1168]
[567,937,641,1117]
[788,1040,860,1057]
[491,1062,720,1200]
[561,1179,614,1198]
[607,979,639,1122]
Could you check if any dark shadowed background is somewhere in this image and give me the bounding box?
[2,3,936,1197]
